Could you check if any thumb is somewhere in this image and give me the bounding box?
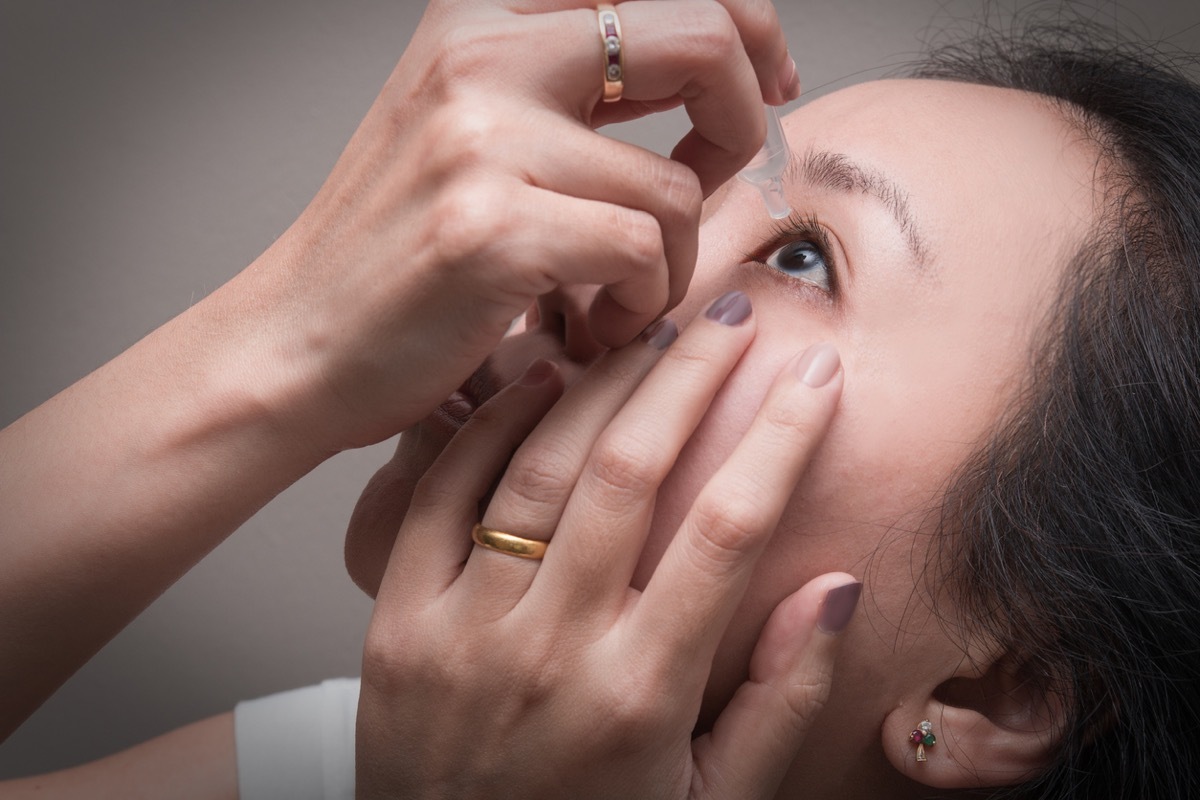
[690,573,862,800]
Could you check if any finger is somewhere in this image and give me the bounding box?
[615,0,766,194]
[493,4,765,195]
[691,575,861,800]
[500,112,702,344]
[588,95,684,129]
[636,343,844,665]
[455,319,678,600]
[531,291,756,613]
[587,0,798,129]
[376,359,564,605]
[432,4,778,191]
[711,0,799,105]
[441,181,669,320]
[416,102,698,345]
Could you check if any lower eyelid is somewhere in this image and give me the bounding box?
[743,257,837,304]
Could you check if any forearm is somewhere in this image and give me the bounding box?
[0,264,329,739]
[0,712,237,800]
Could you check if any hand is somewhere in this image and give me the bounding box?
[356,293,855,799]
[242,0,800,451]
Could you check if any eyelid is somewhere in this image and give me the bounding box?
[743,210,841,296]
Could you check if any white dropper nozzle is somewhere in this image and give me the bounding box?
[737,104,792,219]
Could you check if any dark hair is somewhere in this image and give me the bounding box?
[913,17,1200,800]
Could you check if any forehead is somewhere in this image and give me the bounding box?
[778,79,1102,273]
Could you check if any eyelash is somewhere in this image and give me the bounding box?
[744,211,840,296]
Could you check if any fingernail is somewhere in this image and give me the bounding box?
[817,581,862,635]
[705,291,752,326]
[796,343,840,388]
[639,318,679,350]
[518,358,556,386]
[778,56,800,101]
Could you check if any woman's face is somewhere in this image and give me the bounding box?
[348,79,1101,791]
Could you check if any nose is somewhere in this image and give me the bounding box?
[528,286,608,363]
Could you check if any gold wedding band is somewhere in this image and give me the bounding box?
[597,4,624,102]
[471,523,549,560]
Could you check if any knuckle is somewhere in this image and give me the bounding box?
[422,101,504,170]
[363,615,423,678]
[665,342,721,382]
[426,180,510,265]
[600,677,667,744]
[689,495,769,566]
[588,431,664,500]
[738,0,782,50]
[453,101,507,150]
[505,644,559,705]
[503,444,578,509]
[425,23,496,86]
[656,162,704,228]
[440,130,488,175]
[681,2,742,64]
[407,460,461,515]
[783,672,833,727]
[464,395,509,428]
[760,397,821,440]
[613,206,665,269]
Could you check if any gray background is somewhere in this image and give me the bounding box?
[2,0,1197,779]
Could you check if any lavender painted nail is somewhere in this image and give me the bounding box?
[705,291,752,326]
[817,581,862,634]
[640,318,679,350]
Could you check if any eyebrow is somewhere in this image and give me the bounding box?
[785,149,930,267]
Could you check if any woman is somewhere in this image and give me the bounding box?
[3,4,1198,800]
[344,16,1200,800]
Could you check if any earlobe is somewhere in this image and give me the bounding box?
[882,653,1068,790]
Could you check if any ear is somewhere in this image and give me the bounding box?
[882,650,1068,790]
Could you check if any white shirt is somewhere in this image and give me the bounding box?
[234,678,360,800]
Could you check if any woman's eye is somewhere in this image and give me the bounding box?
[763,240,831,292]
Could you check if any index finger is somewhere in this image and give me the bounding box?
[622,0,794,193]
[713,0,798,106]
[518,2,769,194]
[624,0,767,195]
[588,0,798,123]
[633,343,844,666]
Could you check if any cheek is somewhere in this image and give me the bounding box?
[698,455,949,724]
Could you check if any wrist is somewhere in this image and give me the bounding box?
[184,251,345,466]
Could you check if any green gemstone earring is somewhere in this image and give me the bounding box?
[909,720,936,762]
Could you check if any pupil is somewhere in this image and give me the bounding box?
[786,243,817,269]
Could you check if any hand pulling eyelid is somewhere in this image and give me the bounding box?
[737,104,792,219]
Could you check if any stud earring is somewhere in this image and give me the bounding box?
[910,720,936,762]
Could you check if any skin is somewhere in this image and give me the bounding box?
[347,78,1103,797]
[0,713,236,799]
[0,0,797,740]
[0,3,1107,796]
